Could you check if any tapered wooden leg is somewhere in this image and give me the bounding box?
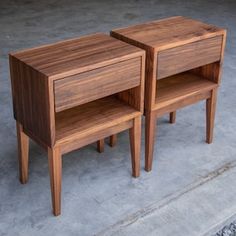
[145,111,156,172]
[16,121,29,184]
[48,146,62,216]
[206,89,217,144]
[129,116,141,178]
[169,111,176,124]
[97,139,104,153]
[109,134,117,147]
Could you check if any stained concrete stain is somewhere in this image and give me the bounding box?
[124,13,138,20]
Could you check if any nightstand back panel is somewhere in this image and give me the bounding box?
[9,56,53,147]
[54,57,141,112]
[157,36,222,79]
[191,62,221,84]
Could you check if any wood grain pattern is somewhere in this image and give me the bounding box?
[11,33,144,80]
[129,116,141,177]
[54,57,141,112]
[111,16,226,172]
[59,121,133,155]
[9,55,55,147]
[55,96,141,142]
[10,33,145,148]
[155,72,218,108]
[157,36,222,79]
[155,91,211,118]
[111,32,156,111]
[16,122,29,184]
[116,54,145,113]
[48,146,62,216]
[206,88,217,143]
[191,62,220,84]
[111,16,225,51]
[111,16,226,110]
[145,112,156,172]
[9,33,145,216]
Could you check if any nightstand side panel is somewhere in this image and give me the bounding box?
[9,55,54,147]
[9,55,24,123]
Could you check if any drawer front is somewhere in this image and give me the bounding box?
[157,36,222,79]
[54,57,141,112]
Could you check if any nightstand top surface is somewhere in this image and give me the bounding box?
[112,16,225,51]
[10,33,144,79]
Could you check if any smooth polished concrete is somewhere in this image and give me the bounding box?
[0,1,236,235]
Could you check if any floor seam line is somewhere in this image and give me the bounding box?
[96,160,236,236]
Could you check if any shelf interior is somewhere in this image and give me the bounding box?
[155,72,218,108]
[55,96,140,142]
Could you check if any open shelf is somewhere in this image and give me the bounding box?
[155,72,218,109]
[55,96,140,142]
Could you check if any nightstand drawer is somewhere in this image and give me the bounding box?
[54,57,141,112]
[157,36,223,79]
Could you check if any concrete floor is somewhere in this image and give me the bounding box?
[0,0,236,235]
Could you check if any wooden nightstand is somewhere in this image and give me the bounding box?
[111,16,226,171]
[9,33,145,216]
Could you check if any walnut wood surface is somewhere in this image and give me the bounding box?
[48,146,62,216]
[54,57,141,112]
[156,91,211,118]
[191,62,221,84]
[145,111,156,172]
[111,16,226,172]
[116,54,146,113]
[16,122,29,184]
[111,16,226,110]
[206,88,217,144]
[109,135,117,147]
[55,96,141,142]
[11,33,144,80]
[59,120,133,155]
[10,33,145,148]
[10,33,145,216]
[111,16,225,51]
[129,116,141,177]
[155,72,218,109]
[97,139,105,153]
[9,55,55,147]
[157,36,222,79]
